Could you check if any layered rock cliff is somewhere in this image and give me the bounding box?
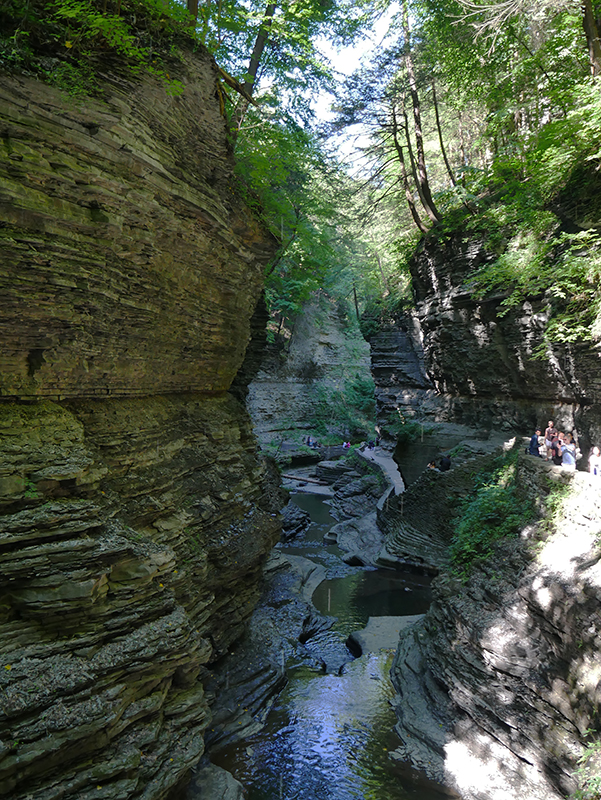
[368,230,601,453]
[369,212,601,799]
[0,49,280,800]
[247,295,373,451]
[388,456,601,800]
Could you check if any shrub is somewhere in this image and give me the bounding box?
[450,452,534,579]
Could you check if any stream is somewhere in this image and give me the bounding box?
[209,493,451,800]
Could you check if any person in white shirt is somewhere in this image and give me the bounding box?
[589,445,601,478]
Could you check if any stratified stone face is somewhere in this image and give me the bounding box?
[410,234,601,408]
[0,393,281,800]
[389,461,601,800]
[368,232,601,448]
[0,50,276,398]
[247,297,373,446]
[0,49,281,800]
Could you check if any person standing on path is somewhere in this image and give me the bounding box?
[589,446,601,478]
[544,420,556,461]
[561,434,577,470]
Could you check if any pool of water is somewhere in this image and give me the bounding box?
[207,492,445,800]
[211,654,448,800]
[312,570,432,635]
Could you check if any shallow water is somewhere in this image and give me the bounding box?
[212,654,446,800]
[312,570,432,634]
[210,493,445,800]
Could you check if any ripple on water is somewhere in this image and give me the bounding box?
[211,653,448,800]
[206,491,446,800]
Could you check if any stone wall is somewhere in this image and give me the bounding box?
[247,295,373,448]
[367,232,601,450]
[367,210,601,799]
[0,49,280,800]
[0,51,275,399]
[388,457,601,800]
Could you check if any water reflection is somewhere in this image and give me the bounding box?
[289,492,337,526]
[212,654,439,800]
[206,492,444,800]
[313,572,432,634]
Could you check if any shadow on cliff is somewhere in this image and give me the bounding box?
[388,458,601,800]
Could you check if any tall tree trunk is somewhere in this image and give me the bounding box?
[391,106,429,233]
[401,0,441,222]
[353,283,360,319]
[230,3,277,142]
[432,79,456,187]
[401,102,429,217]
[375,251,390,295]
[458,110,467,180]
[583,0,601,77]
[187,0,199,22]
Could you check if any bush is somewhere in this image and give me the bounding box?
[0,0,191,93]
[386,417,432,444]
[450,452,534,579]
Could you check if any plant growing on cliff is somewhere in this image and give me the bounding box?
[450,450,535,579]
[572,735,601,800]
[0,0,191,93]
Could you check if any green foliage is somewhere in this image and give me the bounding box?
[235,113,344,323]
[450,450,534,579]
[467,213,601,347]
[572,736,601,800]
[23,479,39,499]
[385,417,432,444]
[0,0,191,93]
[203,0,385,120]
[302,373,376,440]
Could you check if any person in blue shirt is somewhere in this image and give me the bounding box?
[529,429,542,457]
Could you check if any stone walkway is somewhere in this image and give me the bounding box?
[358,446,405,498]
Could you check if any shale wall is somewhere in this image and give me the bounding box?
[369,231,601,452]
[369,203,601,800]
[0,49,280,800]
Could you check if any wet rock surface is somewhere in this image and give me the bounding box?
[281,501,311,542]
[0,395,282,800]
[183,761,245,800]
[199,450,397,756]
[348,614,424,655]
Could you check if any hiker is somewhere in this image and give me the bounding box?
[529,429,542,457]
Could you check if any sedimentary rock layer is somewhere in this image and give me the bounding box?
[0,394,281,799]
[0,46,280,800]
[247,296,372,446]
[0,50,275,399]
[388,456,601,800]
[367,228,601,455]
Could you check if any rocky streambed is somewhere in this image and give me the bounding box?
[183,450,453,800]
[182,438,601,800]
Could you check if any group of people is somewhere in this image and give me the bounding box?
[528,419,601,474]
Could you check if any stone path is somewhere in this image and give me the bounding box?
[358,446,405,498]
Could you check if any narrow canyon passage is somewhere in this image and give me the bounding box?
[198,492,449,800]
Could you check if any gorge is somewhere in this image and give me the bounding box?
[2,3,601,800]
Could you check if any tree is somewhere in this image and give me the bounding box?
[400,0,441,221]
[456,0,601,76]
